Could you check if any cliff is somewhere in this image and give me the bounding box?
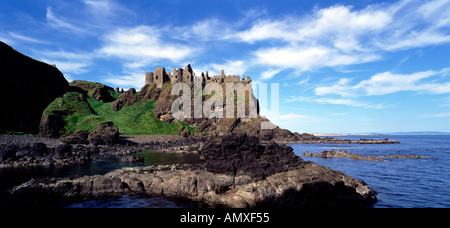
[0,41,69,134]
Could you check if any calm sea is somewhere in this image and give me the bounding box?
[1,135,449,208]
[289,135,450,208]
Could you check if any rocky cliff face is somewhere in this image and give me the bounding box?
[0,42,69,134]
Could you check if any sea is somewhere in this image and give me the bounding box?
[1,135,449,208]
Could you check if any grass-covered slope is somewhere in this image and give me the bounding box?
[40,80,194,137]
[87,98,193,135]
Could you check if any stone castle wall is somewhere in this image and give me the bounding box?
[145,64,252,88]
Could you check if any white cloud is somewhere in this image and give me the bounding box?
[279,113,309,120]
[254,45,380,72]
[233,0,450,73]
[209,60,248,76]
[261,68,284,79]
[34,50,95,75]
[98,26,194,69]
[314,98,386,109]
[421,112,450,118]
[315,68,450,97]
[46,7,89,34]
[102,72,145,89]
[8,32,49,44]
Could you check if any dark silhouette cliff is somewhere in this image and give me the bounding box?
[0,41,69,134]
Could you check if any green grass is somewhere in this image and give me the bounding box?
[43,81,197,136]
[87,98,194,135]
[43,92,105,136]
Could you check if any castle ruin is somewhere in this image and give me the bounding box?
[145,64,252,88]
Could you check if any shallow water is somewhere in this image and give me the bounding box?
[2,135,449,208]
[288,135,450,208]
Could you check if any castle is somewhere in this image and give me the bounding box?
[145,64,252,88]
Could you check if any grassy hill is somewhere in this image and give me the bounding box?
[41,80,194,137]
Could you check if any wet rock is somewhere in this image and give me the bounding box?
[11,162,377,208]
[302,150,386,161]
[385,154,432,159]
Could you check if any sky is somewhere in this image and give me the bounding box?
[1,0,449,134]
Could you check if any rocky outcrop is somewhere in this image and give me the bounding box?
[11,162,377,208]
[195,134,303,180]
[112,88,138,111]
[69,80,115,102]
[385,154,432,159]
[10,134,377,208]
[0,142,91,168]
[303,150,386,161]
[0,41,69,134]
[87,122,120,146]
[302,150,432,161]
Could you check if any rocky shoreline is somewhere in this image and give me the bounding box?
[303,150,433,161]
[0,134,205,168]
[9,134,377,208]
[272,137,400,144]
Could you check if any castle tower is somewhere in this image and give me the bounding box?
[155,66,166,88]
[183,64,194,85]
[145,72,154,85]
[171,68,181,84]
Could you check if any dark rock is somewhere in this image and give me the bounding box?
[121,155,144,163]
[385,154,431,159]
[15,150,31,158]
[197,133,304,180]
[88,122,120,146]
[61,130,89,144]
[0,41,69,134]
[302,150,386,161]
[91,87,114,102]
[31,143,48,156]
[39,110,67,138]
[112,88,137,111]
[1,145,19,161]
[54,144,72,158]
[180,129,190,137]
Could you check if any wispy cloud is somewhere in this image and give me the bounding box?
[315,68,450,97]
[8,32,49,44]
[280,113,310,120]
[102,72,145,89]
[34,50,95,75]
[421,112,450,118]
[46,7,89,34]
[314,98,386,109]
[98,26,194,69]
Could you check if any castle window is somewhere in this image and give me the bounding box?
[156,76,159,80]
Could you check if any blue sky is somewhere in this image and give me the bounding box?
[1,0,449,134]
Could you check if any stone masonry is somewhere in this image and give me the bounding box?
[145,64,252,88]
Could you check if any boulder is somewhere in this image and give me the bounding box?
[53,144,72,159]
[61,130,89,144]
[87,122,120,146]
[31,143,48,156]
